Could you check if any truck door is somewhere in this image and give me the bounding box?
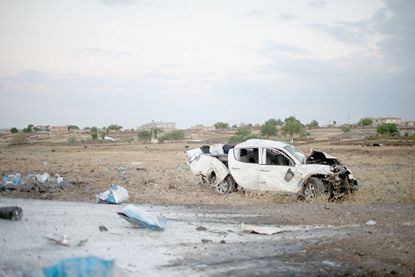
[258,148,303,193]
[228,147,260,190]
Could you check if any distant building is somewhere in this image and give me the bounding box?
[49,126,68,134]
[139,122,176,132]
[0,128,10,135]
[371,117,401,126]
[401,120,415,127]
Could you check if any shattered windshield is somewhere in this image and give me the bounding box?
[283,144,306,164]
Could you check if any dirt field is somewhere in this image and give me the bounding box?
[1,137,414,276]
[0,140,414,205]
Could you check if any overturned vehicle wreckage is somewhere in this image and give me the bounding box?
[186,139,358,200]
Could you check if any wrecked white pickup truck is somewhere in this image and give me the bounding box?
[186,139,357,200]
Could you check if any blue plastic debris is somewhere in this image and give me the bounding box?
[117,205,167,230]
[11,174,22,186]
[96,185,129,205]
[2,173,22,186]
[43,256,113,277]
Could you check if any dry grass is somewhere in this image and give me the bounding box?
[0,141,414,205]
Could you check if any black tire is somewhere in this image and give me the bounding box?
[215,176,235,195]
[302,177,325,200]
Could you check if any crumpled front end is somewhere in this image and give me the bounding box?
[306,150,358,200]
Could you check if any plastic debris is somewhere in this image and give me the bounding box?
[104,136,115,142]
[42,256,113,277]
[365,220,377,226]
[96,185,129,204]
[1,172,70,193]
[2,173,22,187]
[36,173,50,183]
[240,223,284,235]
[45,235,70,247]
[45,235,88,247]
[0,206,23,220]
[117,205,167,230]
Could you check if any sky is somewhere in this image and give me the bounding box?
[0,0,414,129]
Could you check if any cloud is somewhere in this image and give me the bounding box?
[372,0,415,69]
[307,0,328,9]
[275,13,296,21]
[310,23,370,44]
[77,48,131,56]
[244,9,265,17]
[263,42,309,55]
[99,0,135,6]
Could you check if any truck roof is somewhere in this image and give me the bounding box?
[235,139,289,149]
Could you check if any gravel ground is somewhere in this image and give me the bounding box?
[1,198,414,276]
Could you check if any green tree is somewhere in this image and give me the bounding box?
[10,127,18,133]
[306,120,319,128]
[358,117,373,127]
[137,130,152,141]
[282,116,305,141]
[260,119,278,137]
[108,124,123,131]
[213,122,229,129]
[23,124,34,133]
[275,119,284,126]
[377,123,398,136]
[91,127,98,141]
[228,127,256,144]
[67,125,79,131]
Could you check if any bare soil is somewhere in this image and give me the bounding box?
[0,137,414,276]
[0,141,414,205]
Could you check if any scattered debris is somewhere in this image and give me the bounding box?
[45,235,70,247]
[196,226,207,231]
[76,239,88,247]
[99,225,108,232]
[201,239,213,243]
[117,205,166,230]
[322,260,341,267]
[96,184,129,204]
[1,172,71,193]
[43,256,113,277]
[365,220,377,226]
[104,136,115,142]
[240,223,284,235]
[45,235,88,247]
[0,206,23,220]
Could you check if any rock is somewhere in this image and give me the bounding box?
[0,206,23,220]
[99,225,108,232]
[365,220,377,226]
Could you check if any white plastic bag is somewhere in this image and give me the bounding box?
[96,185,129,204]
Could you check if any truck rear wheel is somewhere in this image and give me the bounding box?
[215,176,235,194]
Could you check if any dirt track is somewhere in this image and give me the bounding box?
[1,198,414,276]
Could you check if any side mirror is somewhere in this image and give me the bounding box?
[284,168,294,182]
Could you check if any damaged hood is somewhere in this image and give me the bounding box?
[306,150,340,166]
